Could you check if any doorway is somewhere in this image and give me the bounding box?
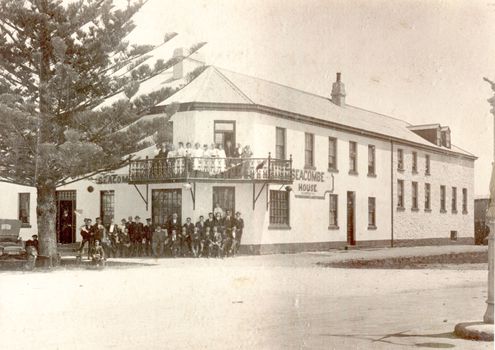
[347,191,355,245]
[212,187,235,214]
[214,121,236,155]
[56,190,77,244]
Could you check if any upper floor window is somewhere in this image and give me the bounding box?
[462,188,468,213]
[328,137,337,171]
[397,180,404,209]
[440,185,446,212]
[425,155,431,175]
[329,194,338,228]
[304,133,314,168]
[18,193,30,227]
[275,127,286,160]
[349,141,358,174]
[425,183,431,211]
[452,187,457,213]
[412,152,418,173]
[368,145,376,176]
[411,181,418,210]
[397,149,404,170]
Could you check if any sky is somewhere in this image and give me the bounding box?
[124,0,495,196]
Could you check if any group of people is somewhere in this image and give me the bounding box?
[151,140,254,176]
[77,207,245,261]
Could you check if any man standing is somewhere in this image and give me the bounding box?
[131,216,144,257]
[182,217,195,256]
[143,218,153,257]
[223,210,235,257]
[234,212,244,255]
[167,213,181,256]
[106,218,118,258]
[93,217,108,257]
[152,225,167,258]
[77,218,92,257]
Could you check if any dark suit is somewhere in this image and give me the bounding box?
[234,218,244,254]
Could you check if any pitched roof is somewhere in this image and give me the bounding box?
[157,66,475,158]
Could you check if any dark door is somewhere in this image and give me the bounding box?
[347,191,355,245]
[56,191,77,244]
[212,187,235,214]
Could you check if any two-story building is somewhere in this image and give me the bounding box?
[9,66,477,253]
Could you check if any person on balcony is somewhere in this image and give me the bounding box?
[206,143,218,175]
[217,144,227,173]
[241,145,253,178]
[192,142,204,174]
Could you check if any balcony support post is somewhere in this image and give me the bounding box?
[132,184,149,211]
[189,181,196,210]
[253,182,267,210]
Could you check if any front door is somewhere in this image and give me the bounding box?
[56,190,77,244]
[347,191,355,245]
[212,187,235,214]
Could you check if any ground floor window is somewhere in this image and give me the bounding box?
[368,197,376,229]
[269,190,290,226]
[329,194,338,228]
[212,186,235,214]
[100,190,115,226]
[152,189,182,226]
[18,193,30,227]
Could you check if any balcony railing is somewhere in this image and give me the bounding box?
[129,153,293,184]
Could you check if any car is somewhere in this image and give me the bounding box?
[0,219,27,261]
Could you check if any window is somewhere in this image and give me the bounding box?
[452,187,457,213]
[328,137,338,171]
[304,133,314,168]
[329,194,338,228]
[440,185,446,212]
[397,180,404,208]
[412,152,418,173]
[462,188,468,213]
[368,197,376,228]
[269,190,290,227]
[368,145,376,176]
[100,190,115,226]
[214,121,236,150]
[152,189,182,226]
[425,183,431,211]
[411,182,418,210]
[425,155,431,175]
[18,193,30,226]
[275,127,286,160]
[397,149,404,170]
[349,141,358,174]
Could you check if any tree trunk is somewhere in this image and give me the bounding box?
[37,180,58,266]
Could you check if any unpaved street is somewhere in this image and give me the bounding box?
[0,252,491,349]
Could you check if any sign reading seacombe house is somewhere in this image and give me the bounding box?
[292,168,334,199]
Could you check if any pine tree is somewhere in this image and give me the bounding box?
[0,0,183,263]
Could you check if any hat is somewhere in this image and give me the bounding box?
[32,234,38,238]
[135,215,140,219]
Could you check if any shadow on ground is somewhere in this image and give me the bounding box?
[320,331,460,348]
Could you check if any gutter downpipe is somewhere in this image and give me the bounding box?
[391,140,394,248]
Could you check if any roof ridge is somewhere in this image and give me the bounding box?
[215,66,329,101]
[212,67,255,104]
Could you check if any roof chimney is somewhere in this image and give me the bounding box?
[331,72,346,107]
[172,47,184,80]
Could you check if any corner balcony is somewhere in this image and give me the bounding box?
[128,154,293,184]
